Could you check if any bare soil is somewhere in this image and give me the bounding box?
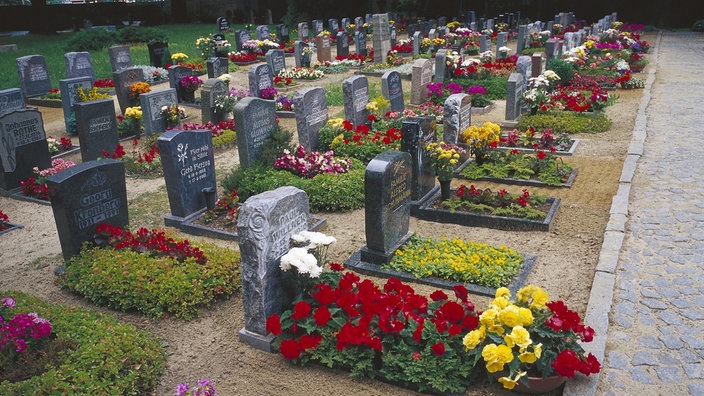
[0,34,652,395]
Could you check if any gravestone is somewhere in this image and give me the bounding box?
[113,67,145,114]
[297,22,309,42]
[168,65,194,103]
[237,186,311,351]
[545,39,557,64]
[139,88,178,136]
[516,55,531,87]
[158,129,216,223]
[531,52,543,78]
[365,14,372,24]
[59,76,93,125]
[46,159,128,260]
[486,18,494,30]
[248,63,273,98]
[293,87,328,151]
[479,35,488,53]
[496,32,509,57]
[293,41,310,67]
[355,32,367,56]
[234,97,277,167]
[372,13,391,65]
[428,28,437,40]
[390,26,397,48]
[505,73,524,121]
[234,30,251,52]
[564,32,574,51]
[355,17,363,31]
[401,117,437,202]
[256,25,270,41]
[0,109,51,192]
[74,98,119,161]
[315,34,331,63]
[277,24,290,43]
[200,79,228,124]
[412,31,422,56]
[147,41,169,68]
[410,58,432,105]
[265,49,286,77]
[360,150,413,265]
[419,21,430,35]
[341,18,351,30]
[206,57,229,79]
[342,76,369,127]
[64,51,95,80]
[434,49,447,83]
[216,16,231,31]
[312,20,324,35]
[336,31,349,57]
[108,45,132,72]
[16,55,52,98]
[443,94,471,144]
[438,16,447,28]
[381,70,404,112]
[328,19,339,32]
[0,89,25,118]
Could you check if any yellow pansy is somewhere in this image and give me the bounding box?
[498,371,526,390]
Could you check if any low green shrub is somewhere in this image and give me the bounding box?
[0,291,165,394]
[116,27,169,45]
[516,111,612,134]
[60,238,241,319]
[547,58,576,86]
[213,128,237,150]
[521,47,545,56]
[64,28,116,52]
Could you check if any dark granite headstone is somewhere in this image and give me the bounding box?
[390,26,397,47]
[237,186,310,351]
[158,129,216,222]
[16,55,52,98]
[517,25,528,54]
[401,117,437,202]
[200,79,228,124]
[443,93,471,144]
[74,98,119,162]
[59,76,93,125]
[234,97,277,167]
[235,30,252,52]
[341,18,351,30]
[545,39,557,64]
[505,73,524,121]
[277,24,290,42]
[216,16,231,31]
[355,32,367,56]
[360,151,413,265]
[410,58,432,105]
[0,109,51,192]
[248,64,273,99]
[297,22,309,41]
[381,70,404,112]
[148,41,170,68]
[46,159,128,260]
[108,45,132,72]
[64,52,95,80]
[342,75,369,127]
[312,20,324,35]
[139,88,178,136]
[293,41,309,68]
[265,49,286,77]
[336,32,349,57]
[113,67,145,114]
[355,17,364,31]
[328,19,339,32]
[168,65,193,103]
[0,88,26,118]
[256,25,271,41]
[293,87,328,151]
[206,57,229,79]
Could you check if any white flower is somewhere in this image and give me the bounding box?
[297,231,336,247]
[499,46,511,53]
[279,247,319,275]
[217,73,232,82]
[542,70,559,81]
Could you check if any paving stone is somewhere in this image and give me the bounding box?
[637,335,662,349]
[612,314,632,329]
[657,352,681,365]
[641,298,668,310]
[682,335,704,349]
[632,351,657,366]
[688,384,704,395]
[657,311,684,325]
[681,307,704,321]
[607,351,629,369]
[684,363,704,379]
[670,298,690,308]
[614,301,636,317]
[630,367,654,384]
[654,366,681,382]
[640,288,659,298]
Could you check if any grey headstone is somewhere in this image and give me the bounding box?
[235,30,252,52]
[248,64,273,98]
[108,45,132,72]
[328,19,339,32]
[294,41,310,68]
[360,151,413,265]
[401,117,437,202]
[312,20,324,35]
[412,31,422,56]
[355,17,363,31]
[297,22,309,41]
[505,73,524,121]
[355,32,367,56]
[0,89,25,118]
[158,129,216,219]
[336,31,349,57]
[564,32,574,51]
[372,13,391,65]
[316,34,331,63]
[516,55,531,87]
[365,14,372,24]
[200,79,228,124]
[479,35,488,53]
[434,49,447,83]
[16,55,52,98]
[342,75,369,127]
[64,52,95,80]
[410,58,432,105]
[74,98,119,161]
[390,26,397,47]
[381,70,404,112]
[341,18,351,30]
[276,24,290,42]
[234,97,277,167]
[0,109,51,191]
[443,94,471,144]
[168,65,194,103]
[237,186,310,350]
[517,25,527,53]
[545,39,557,64]
[256,25,270,41]
[46,159,128,260]
[113,67,145,114]
[147,41,169,68]
[265,49,286,76]
[59,76,93,124]
[139,88,178,136]
[206,57,229,79]
[293,87,328,151]
[496,32,509,58]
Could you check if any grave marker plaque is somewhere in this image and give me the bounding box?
[59,76,93,125]
[139,88,178,136]
[0,109,51,192]
[342,75,369,127]
[113,67,145,114]
[381,70,404,112]
[234,97,277,167]
[16,55,52,98]
[206,57,229,79]
[200,79,228,124]
[265,49,286,76]
[401,117,437,202]
[74,98,119,161]
[64,51,95,80]
[293,87,328,151]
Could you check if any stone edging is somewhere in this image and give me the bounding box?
[562,30,662,396]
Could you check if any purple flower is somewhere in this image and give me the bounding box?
[466,85,487,96]
[174,383,190,396]
[1,297,15,308]
[260,86,278,100]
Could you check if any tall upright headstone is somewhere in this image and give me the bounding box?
[277,24,290,42]
[235,29,252,52]
[139,88,178,136]
[64,52,95,80]
[401,117,437,203]
[59,76,93,125]
[16,55,52,98]
[234,97,277,167]
[381,70,404,112]
[479,35,488,53]
[312,20,324,35]
[516,55,531,87]
[434,49,447,83]
[265,49,286,77]
[516,25,527,54]
[342,75,369,127]
[0,89,25,118]
[505,73,524,121]
[113,67,145,114]
[147,41,170,68]
[256,25,271,41]
[158,129,216,223]
[545,39,557,64]
[496,32,509,57]
[355,31,367,56]
[293,41,310,67]
[328,19,339,32]
[443,94,471,144]
[293,87,328,151]
[372,13,391,65]
[248,64,273,98]
[73,98,119,161]
[200,79,228,124]
[531,52,543,78]
[315,34,331,63]
[336,31,349,57]
[412,31,422,56]
[46,159,128,260]
[297,22,309,42]
[410,58,432,105]
[360,151,413,265]
[237,186,311,351]
[108,45,132,72]
[0,109,51,192]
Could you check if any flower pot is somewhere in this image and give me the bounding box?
[439,179,452,200]
[629,64,645,73]
[514,375,566,394]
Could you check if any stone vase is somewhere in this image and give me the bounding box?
[439,178,452,200]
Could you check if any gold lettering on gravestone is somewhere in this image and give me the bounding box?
[387,174,410,211]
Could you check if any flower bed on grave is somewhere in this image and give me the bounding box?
[0,292,166,394]
[58,223,240,319]
[498,127,578,155]
[26,88,62,107]
[17,158,77,204]
[179,119,238,151]
[278,66,324,80]
[0,210,22,235]
[319,110,403,164]
[102,138,163,179]
[228,51,261,65]
[46,135,79,158]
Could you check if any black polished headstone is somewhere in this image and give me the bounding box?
[336,32,349,57]
[148,41,170,68]
[265,49,286,77]
[0,109,51,192]
[200,79,228,124]
[381,70,404,112]
[206,57,229,79]
[234,97,277,167]
[342,75,369,127]
[0,89,26,118]
[248,64,273,98]
[355,32,367,56]
[168,65,193,103]
[217,16,231,31]
[74,98,119,162]
[59,76,93,124]
[113,67,145,114]
[277,24,290,42]
[16,55,52,98]
[401,117,437,203]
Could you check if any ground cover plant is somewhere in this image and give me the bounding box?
[459,149,574,187]
[438,185,550,221]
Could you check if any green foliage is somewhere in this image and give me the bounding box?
[116,27,169,45]
[0,291,165,394]
[213,128,237,150]
[65,113,77,136]
[450,76,508,100]
[256,126,295,167]
[516,111,612,134]
[324,83,344,106]
[60,241,241,320]
[520,47,546,55]
[459,150,573,187]
[547,58,576,86]
[64,28,116,52]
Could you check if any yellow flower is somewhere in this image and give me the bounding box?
[518,307,534,326]
[495,287,510,299]
[482,344,514,373]
[480,308,498,327]
[499,304,522,328]
[498,371,526,390]
[518,343,542,363]
[463,327,486,350]
[504,326,531,348]
[492,295,509,310]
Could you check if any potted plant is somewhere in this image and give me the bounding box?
[161,105,187,129]
[425,142,465,200]
[128,82,151,106]
[460,121,501,165]
[179,75,203,103]
[464,285,601,393]
[627,52,648,73]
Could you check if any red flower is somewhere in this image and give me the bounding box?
[266,314,282,335]
[437,301,465,323]
[462,314,479,331]
[412,317,425,342]
[430,290,448,301]
[551,349,582,378]
[452,285,469,302]
[279,339,301,359]
[536,150,547,160]
[368,114,377,122]
[448,324,464,336]
[313,284,336,305]
[291,301,312,320]
[314,306,331,326]
[579,353,601,375]
[431,342,446,356]
[298,334,322,351]
[329,262,344,271]
[412,351,421,360]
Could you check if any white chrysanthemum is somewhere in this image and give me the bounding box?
[280,247,319,275]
